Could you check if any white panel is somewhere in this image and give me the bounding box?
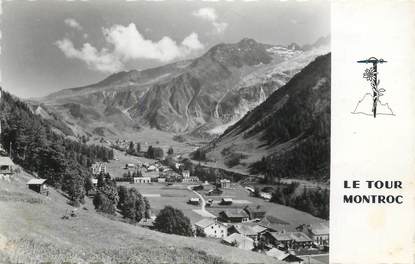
[331,1,415,263]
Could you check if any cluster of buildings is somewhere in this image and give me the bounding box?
[194,204,329,263]
[125,160,201,185]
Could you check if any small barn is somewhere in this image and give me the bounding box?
[188,197,200,205]
[220,197,233,205]
[27,179,48,195]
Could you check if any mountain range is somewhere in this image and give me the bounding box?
[34,36,330,138]
[196,53,330,181]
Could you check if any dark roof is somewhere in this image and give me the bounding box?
[267,232,293,241]
[27,179,47,185]
[221,209,248,218]
[309,222,329,235]
[244,205,266,214]
[258,215,290,231]
[289,232,312,242]
[283,254,304,262]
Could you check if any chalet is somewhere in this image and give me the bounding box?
[220,197,233,205]
[258,215,290,232]
[263,231,313,250]
[263,231,294,249]
[244,205,266,220]
[219,209,249,223]
[182,170,190,178]
[220,179,231,189]
[91,162,107,175]
[266,248,303,263]
[188,197,200,205]
[222,233,254,251]
[228,223,267,242]
[132,177,151,184]
[0,156,14,180]
[195,218,227,239]
[27,179,48,195]
[289,232,313,249]
[296,222,329,246]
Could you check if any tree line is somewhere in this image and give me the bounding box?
[268,182,329,219]
[124,140,170,160]
[0,89,113,205]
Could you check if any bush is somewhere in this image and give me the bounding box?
[154,206,193,236]
[225,153,247,168]
[118,187,149,222]
[93,192,116,214]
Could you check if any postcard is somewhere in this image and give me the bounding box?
[0,1,413,264]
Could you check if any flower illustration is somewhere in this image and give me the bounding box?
[363,67,376,82]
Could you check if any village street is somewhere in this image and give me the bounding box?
[187,185,216,218]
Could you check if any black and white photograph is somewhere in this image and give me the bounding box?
[0,1,331,264]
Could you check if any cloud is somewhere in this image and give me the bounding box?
[182,32,204,50]
[55,23,204,73]
[103,23,204,62]
[55,38,123,73]
[64,18,83,31]
[193,7,228,34]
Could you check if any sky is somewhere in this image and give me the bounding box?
[1,0,330,99]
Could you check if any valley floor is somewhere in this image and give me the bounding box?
[0,169,287,264]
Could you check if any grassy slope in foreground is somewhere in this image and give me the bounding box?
[0,170,286,264]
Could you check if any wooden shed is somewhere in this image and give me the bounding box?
[27,179,48,195]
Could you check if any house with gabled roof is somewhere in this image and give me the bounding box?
[27,178,48,195]
[258,215,290,232]
[222,233,254,251]
[266,248,303,263]
[244,204,266,220]
[289,232,313,249]
[195,218,227,239]
[219,209,249,223]
[296,222,329,246]
[228,222,267,242]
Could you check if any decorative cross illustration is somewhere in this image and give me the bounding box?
[357,57,387,118]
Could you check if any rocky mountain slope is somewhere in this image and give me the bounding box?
[36,37,329,137]
[197,54,330,182]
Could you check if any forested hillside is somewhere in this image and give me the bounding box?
[199,54,330,183]
[0,89,113,204]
